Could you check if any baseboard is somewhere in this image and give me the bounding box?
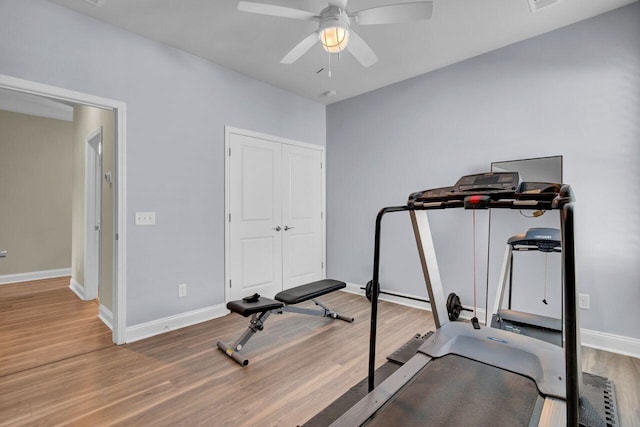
[343,282,486,324]
[0,268,71,285]
[343,282,366,296]
[125,304,229,343]
[99,304,113,330]
[68,278,86,300]
[345,283,640,358]
[581,328,640,359]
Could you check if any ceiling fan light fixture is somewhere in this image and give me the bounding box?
[319,25,349,53]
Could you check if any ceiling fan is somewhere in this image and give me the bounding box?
[237,0,434,68]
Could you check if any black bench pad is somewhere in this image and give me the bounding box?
[227,297,283,317]
[275,279,346,305]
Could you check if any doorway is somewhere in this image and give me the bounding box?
[0,73,127,344]
[224,127,326,302]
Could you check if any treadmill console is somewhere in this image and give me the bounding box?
[408,172,566,209]
[454,172,520,193]
[408,172,521,205]
[509,228,561,252]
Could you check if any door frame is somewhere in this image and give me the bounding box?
[84,127,103,301]
[224,126,326,303]
[0,73,128,345]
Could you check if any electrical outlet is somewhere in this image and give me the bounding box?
[135,211,156,225]
[178,283,187,298]
[579,293,590,310]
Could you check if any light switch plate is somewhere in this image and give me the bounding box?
[135,211,156,225]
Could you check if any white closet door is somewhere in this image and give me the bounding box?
[281,144,323,290]
[228,133,282,300]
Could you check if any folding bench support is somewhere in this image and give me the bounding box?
[283,299,354,323]
[217,310,273,366]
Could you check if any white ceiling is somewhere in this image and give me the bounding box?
[50,0,636,104]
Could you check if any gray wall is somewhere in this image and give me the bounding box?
[0,0,325,325]
[0,110,73,276]
[326,3,640,339]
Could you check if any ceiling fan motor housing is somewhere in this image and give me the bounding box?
[319,6,351,32]
[318,6,351,52]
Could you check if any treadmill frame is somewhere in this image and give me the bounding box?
[358,185,580,426]
[490,231,563,345]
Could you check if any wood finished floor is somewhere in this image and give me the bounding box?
[0,276,113,378]
[0,285,638,426]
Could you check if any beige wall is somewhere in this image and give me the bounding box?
[71,105,115,310]
[0,110,73,276]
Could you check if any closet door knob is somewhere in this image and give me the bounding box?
[273,226,282,231]
[284,226,294,231]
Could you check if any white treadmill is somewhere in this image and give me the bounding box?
[330,172,589,427]
[491,227,563,346]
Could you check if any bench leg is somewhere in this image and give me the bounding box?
[282,299,354,323]
[217,310,273,366]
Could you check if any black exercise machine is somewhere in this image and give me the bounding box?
[329,172,601,426]
[218,279,353,366]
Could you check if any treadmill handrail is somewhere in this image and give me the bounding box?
[562,202,580,427]
[368,205,410,392]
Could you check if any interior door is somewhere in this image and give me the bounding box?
[85,129,102,300]
[281,145,323,290]
[228,133,283,300]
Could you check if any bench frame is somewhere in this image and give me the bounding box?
[217,280,353,366]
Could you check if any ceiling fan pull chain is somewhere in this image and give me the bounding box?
[328,52,332,79]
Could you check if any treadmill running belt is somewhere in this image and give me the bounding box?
[365,355,540,427]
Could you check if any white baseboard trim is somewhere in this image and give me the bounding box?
[125,304,229,343]
[99,304,113,331]
[0,268,71,285]
[343,282,486,324]
[68,278,86,300]
[581,328,640,359]
[344,282,431,310]
[345,283,640,358]
[342,282,365,296]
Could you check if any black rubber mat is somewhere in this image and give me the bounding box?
[386,332,433,365]
[581,373,619,427]
[302,361,400,427]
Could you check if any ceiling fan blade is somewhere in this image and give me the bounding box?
[238,1,316,21]
[352,1,433,25]
[281,31,320,64]
[346,30,378,68]
[328,0,349,10]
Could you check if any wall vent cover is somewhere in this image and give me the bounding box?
[528,0,560,13]
[81,0,105,6]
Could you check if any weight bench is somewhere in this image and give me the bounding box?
[217,279,354,366]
